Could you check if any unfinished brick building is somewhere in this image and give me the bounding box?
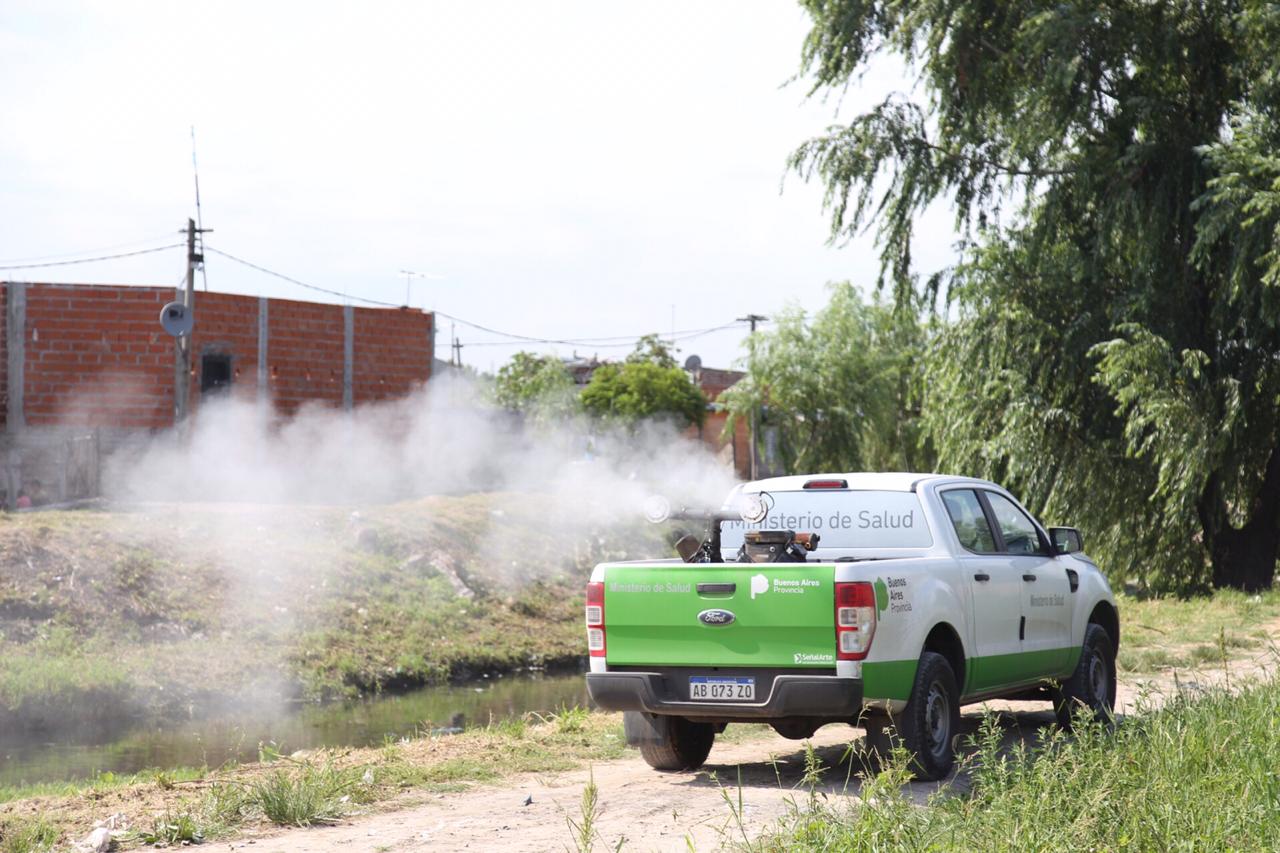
[0,281,434,504]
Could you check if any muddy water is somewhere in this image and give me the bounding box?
[0,672,591,789]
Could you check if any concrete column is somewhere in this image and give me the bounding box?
[257,297,269,402]
[426,311,435,381]
[6,282,25,433]
[343,305,354,411]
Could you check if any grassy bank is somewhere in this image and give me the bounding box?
[0,495,662,729]
[1116,587,1280,674]
[748,673,1280,851]
[0,708,633,850]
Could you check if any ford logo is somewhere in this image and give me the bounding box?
[698,609,736,626]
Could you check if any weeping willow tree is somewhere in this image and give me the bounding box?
[720,283,932,474]
[794,1,1280,590]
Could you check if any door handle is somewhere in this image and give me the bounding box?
[1022,574,1037,582]
[973,573,990,582]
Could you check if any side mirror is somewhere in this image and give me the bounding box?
[1048,527,1084,555]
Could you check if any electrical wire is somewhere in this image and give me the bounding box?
[434,311,745,347]
[462,323,745,349]
[0,243,185,271]
[0,234,185,266]
[206,245,750,349]
[205,246,402,307]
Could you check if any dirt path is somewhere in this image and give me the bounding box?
[238,646,1279,853]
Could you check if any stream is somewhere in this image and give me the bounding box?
[0,672,591,789]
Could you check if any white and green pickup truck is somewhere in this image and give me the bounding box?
[584,473,1119,780]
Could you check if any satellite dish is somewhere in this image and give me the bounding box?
[160,302,194,337]
[683,354,702,372]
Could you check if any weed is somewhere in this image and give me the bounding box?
[0,818,58,853]
[487,715,527,738]
[565,767,601,853]
[247,763,369,827]
[553,704,591,734]
[714,767,751,849]
[200,781,250,829]
[139,810,204,846]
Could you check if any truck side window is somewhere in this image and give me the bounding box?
[941,490,997,552]
[985,492,1043,555]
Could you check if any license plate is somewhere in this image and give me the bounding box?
[689,676,755,701]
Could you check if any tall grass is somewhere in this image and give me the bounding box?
[247,763,372,827]
[748,675,1280,851]
[0,818,58,853]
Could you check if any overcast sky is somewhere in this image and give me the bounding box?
[0,1,954,372]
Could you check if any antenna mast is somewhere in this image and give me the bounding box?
[191,127,209,292]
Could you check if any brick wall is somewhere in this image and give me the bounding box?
[352,307,432,405]
[23,284,173,429]
[0,282,433,431]
[258,298,346,415]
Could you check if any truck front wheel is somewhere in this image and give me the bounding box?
[897,651,961,781]
[624,711,715,771]
[1054,623,1116,728]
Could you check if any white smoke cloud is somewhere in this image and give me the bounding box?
[103,372,741,567]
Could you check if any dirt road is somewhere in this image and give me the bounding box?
[239,649,1276,853]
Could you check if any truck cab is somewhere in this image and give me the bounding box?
[584,472,1119,780]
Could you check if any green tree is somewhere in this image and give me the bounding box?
[721,283,932,474]
[491,351,578,423]
[580,340,705,428]
[793,1,1280,590]
[626,333,680,369]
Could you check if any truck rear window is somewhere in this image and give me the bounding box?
[719,490,933,551]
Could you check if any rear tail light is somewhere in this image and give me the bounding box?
[835,581,876,660]
[585,582,605,657]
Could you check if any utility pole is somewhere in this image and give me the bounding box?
[737,313,769,480]
[452,336,464,368]
[174,217,211,425]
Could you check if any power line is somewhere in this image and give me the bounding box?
[460,324,747,348]
[0,234,184,266]
[204,246,401,307]
[206,245,751,349]
[0,243,184,271]
[434,310,745,347]
[460,323,745,348]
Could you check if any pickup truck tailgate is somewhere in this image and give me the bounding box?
[603,564,836,668]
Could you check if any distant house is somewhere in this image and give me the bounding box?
[562,353,603,386]
[684,365,751,480]
[0,280,434,505]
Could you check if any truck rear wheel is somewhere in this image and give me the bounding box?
[897,651,961,781]
[624,711,715,771]
[1054,623,1116,729]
